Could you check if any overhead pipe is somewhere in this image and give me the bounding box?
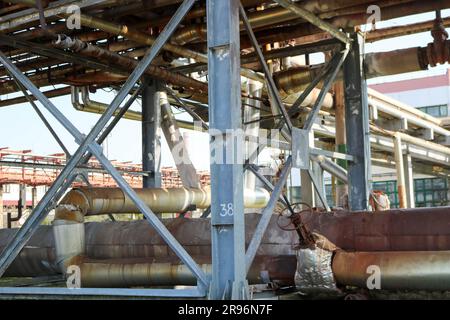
[71,86,141,121]
[311,154,348,184]
[371,125,450,157]
[67,14,263,82]
[53,35,209,94]
[274,36,450,99]
[55,186,270,223]
[368,88,442,127]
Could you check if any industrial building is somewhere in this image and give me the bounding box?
[1,0,450,301]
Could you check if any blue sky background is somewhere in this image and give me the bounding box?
[1,8,450,170]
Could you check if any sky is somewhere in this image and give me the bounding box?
[1,8,450,171]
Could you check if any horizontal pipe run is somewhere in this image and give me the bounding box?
[79,254,296,287]
[0,215,298,279]
[55,186,270,222]
[332,250,450,291]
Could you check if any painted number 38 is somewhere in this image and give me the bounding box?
[220,203,234,217]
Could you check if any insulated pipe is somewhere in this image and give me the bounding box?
[0,215,298,284]
[332,250,450,291]
[244,80,263,190]
[70,86,198,130]
[368,88,442,127]
[371,125,450,157]
[393,134,407,209]
[311,154,348,184]
[71,86,141,121]
[273,39,448,94]
[78,255,296,287]
[55,186,271,223]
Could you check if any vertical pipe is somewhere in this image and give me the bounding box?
[301,131,315,208]
[343,33,372,211]
[160,90,201,189]
[403,152,415,208]
[334,81,348,207]
[31,187,37,209]
[244,80,262,191]
[0,186,3,229]
[207,0,247,299]
[142,79,162,188]
[394,135,407,209]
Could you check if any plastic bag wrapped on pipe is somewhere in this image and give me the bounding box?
[294,233,340,294]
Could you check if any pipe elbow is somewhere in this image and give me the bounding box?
[55,189,90,223]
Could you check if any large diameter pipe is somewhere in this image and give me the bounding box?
[332,250,450,291]
[55,187,270,222]
[0,215,298,278]
[79,255,296,287]
[273,39,441,95]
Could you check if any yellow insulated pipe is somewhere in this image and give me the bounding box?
[55,186,271,222]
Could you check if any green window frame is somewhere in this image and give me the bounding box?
[415,178,448,207]
[417,105,448,118]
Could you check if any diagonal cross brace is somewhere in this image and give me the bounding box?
[245,156,292,274]
[0,0,209,287]
[239,3,293,134]
[303,47,350,132]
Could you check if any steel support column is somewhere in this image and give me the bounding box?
[207,0,247,300]
[343,33,372,211]
[142,79,162,188]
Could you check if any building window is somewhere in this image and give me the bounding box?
[417,105,448,118]
[2,185,11,194]
[415,178,448,207]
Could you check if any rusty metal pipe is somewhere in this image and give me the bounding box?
[53,35,209,94]
[332,250,450,291]
[0,215,298,283]
[79,254,296,287]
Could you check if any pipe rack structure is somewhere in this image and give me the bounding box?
[2,0,450,300]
